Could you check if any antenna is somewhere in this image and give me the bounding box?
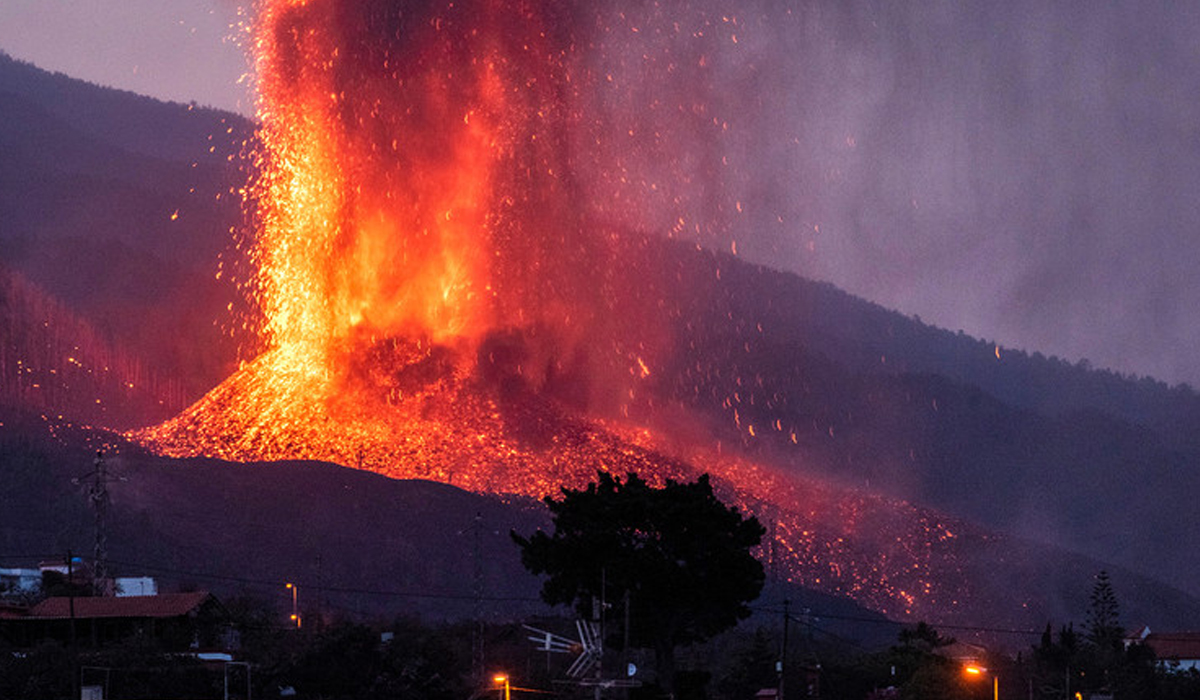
[72,450,125,596]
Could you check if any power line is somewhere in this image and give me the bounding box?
[0,552,544,604]
[751,601,1042,638]
[99,557,544,604]
[71,450,125,596]
[1,554,1049,636]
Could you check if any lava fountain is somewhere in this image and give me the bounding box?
[136,0,986,620]
[141,0,683,474]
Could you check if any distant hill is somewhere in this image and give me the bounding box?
[0,52,252,404]
[0,412,909,649]
[0,265,183,428]
[609,241,1200,598]
[4,53,1200,631]
[3,412,1198,651]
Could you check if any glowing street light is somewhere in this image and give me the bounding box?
[964,664,998,700]
[493,674,511,700]
[286,582,301,628]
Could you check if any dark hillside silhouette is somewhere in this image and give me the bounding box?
[3,409,1199,643]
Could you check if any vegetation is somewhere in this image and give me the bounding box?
[5,572,1200,700]
[512,471,765,693]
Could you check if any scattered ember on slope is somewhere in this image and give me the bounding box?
[137,332,976,618]
[134,0,980,620]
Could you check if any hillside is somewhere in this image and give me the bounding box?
[3,411,1198,649]
[0,52,251,404]
[0,266,183,427]
[615,243,1200,596]
[3,54,1200,629]
[0,412,907,647]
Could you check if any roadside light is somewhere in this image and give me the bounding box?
[285,582,299,628]
[493,673,511,700]
[964,663,997,700]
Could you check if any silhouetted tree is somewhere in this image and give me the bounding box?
[512,472,765,694]
[1085,570,1124,692]
[1032,623,1084,699]
[715,628,779,700]
[897,622,953,653]
[1087,570,1122,649]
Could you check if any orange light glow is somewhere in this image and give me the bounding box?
[130,0,983,623]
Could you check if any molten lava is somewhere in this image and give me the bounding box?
[136,0,982,620]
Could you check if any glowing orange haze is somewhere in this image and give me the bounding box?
[141,0,679,499]
[253,0,504,370]
[135,0,980,620]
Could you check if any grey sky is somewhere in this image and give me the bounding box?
[0,0,251,114]
[3,0,1198,388]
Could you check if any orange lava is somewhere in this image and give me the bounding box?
[134,0,978,620]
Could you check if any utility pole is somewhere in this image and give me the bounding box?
[90,451,110,595]
[74,450,123,596]
[588,567,606,700]
[778,599,790,700]
[67,549,77,645]
[800,608,820,699]
[68,549,78,700]
[593,590,603,700]
[623,588,632,700]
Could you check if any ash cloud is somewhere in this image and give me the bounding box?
[250,0,1200,388]
[589,0,1200,387]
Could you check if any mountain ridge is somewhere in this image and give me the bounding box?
[3,54,1199,632]
[4,407,1198,649]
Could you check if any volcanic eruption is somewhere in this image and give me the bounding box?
[134,0,990,620]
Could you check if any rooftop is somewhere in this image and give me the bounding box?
[27,592,212,620]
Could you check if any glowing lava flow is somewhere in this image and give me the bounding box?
[135,0,981,620]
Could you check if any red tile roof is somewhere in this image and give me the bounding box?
[27,592,212,620]
[1144,633,1200,662]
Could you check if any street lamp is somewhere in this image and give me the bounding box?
[286,582,301,628]
[964,664,998,700]
[493,674,511,700]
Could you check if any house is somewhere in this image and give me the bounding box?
[0,568,157,598]
[1124,625,1200,671]
[0,567,41,596]
[0,591,232,651]
[115,577,158,597]
[1144,633,1200,671]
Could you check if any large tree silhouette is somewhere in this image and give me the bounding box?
[512,472,765,692]
[1086,570,1122,649]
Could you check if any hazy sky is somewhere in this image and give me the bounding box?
[0,0,251,114]
[3,0,1199,388]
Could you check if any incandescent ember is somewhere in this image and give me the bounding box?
[133,0,982,620]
